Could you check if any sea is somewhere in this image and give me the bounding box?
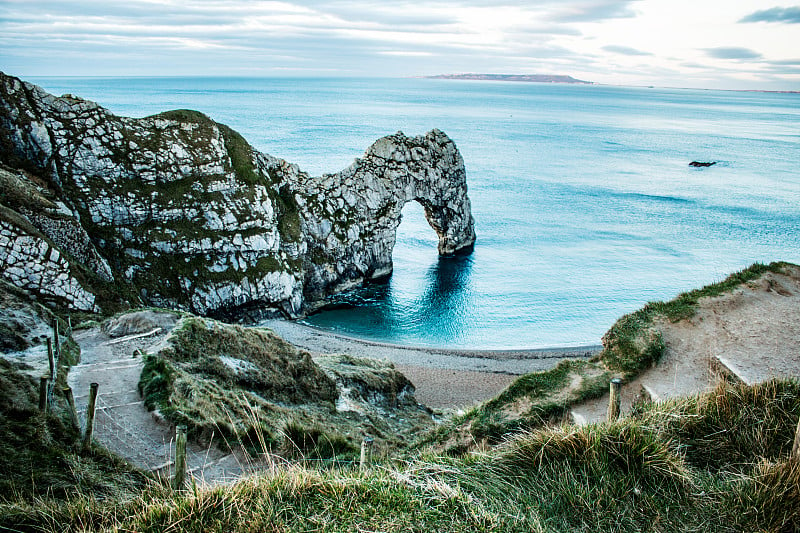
[28,76,800,349]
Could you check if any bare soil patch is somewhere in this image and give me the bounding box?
[573,264,800,422]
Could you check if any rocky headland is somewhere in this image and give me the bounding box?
[426,73,592,84]
[0,72,475,320]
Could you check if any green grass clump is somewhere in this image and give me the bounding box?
[151,109,213,125]
[138,318,432,459]
[139,351,285,451]
[600,262,790,376]
[474,421,693,531]
[600,312,665,375]
[280,419,355,460]
[419,359,613,451]
[161,317,338,404]
[723,459,800,530]
[634,378,800,472]
[316,353,417,408]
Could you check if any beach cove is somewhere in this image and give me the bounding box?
[264,318,601,409]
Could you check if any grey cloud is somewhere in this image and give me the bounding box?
[704,47,763,60]
[550,1,640,23]
[739,6,800,23]
[769,58,800,65]
[602,45,652,56]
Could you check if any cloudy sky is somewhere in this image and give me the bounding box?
[2,0,799,90]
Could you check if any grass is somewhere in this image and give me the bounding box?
[315,353,417,408]
[0,285,151,510]
[4,379,798,532]
[150,317,338,404]
[600,261,790,375]
[418,359,613,452]
[138,317,435,459]
[633,378,800,473]
[3,258,799,530]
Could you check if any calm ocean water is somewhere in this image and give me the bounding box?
[30,77,800,349]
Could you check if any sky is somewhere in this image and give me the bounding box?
[1,1,799,90]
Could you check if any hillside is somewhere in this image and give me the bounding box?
[3,379,798,532]
[1,263,799,531]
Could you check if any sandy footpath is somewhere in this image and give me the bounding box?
[572,264,800,424]
[262,319,600,409]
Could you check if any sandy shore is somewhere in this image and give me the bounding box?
[262,319,601,409]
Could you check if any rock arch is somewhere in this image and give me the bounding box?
[297,129,476,307]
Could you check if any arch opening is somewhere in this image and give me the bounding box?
[393,200,440,263]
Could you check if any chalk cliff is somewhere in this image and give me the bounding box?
[0,73,475,317]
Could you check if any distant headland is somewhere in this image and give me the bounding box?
[426,73,593,84]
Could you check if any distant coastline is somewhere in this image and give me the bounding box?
[426,73,593,84]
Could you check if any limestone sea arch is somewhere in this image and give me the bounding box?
[0,72,475,318]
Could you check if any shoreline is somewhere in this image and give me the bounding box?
[262,318,601,375]
[263,319,602,408]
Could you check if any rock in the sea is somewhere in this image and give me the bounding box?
[0,72,475,318]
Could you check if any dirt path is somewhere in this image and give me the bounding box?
[68,312,252,485]
[572,265,800,423]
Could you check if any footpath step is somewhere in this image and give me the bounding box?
[710,355,747,384]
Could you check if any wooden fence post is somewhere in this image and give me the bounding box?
[46,338,57,405]
[63,386,81,433]
[39,377,49,412]
[792,415,800,462]
[47,338,55,380]
[174,425,188,490]
[52,318,60,359]
[607,378,622,421]
[82,383,99,451]
[360,437,374,473]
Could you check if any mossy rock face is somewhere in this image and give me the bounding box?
[1,72,476,321]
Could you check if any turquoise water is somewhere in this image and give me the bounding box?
[30,77,800,348]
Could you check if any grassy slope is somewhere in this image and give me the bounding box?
[138,317,434,459]
[0,353,150,512]
[418,359,614,453]
[599,261,790,375]
[2,262,799,531]
[4,379,798,532]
